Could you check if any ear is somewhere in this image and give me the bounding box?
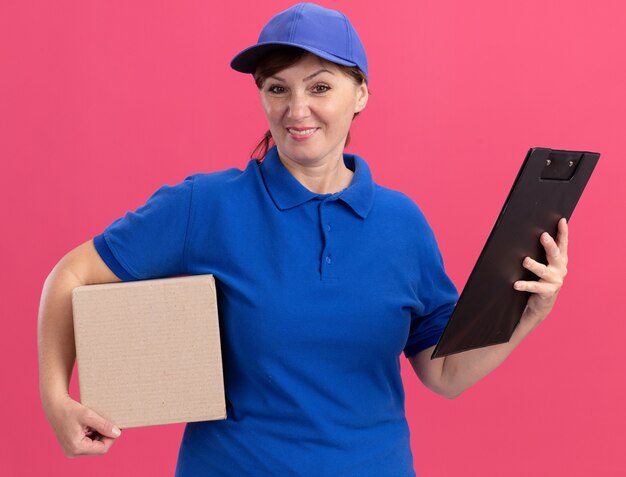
[354,82,369,113]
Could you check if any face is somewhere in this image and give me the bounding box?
[258,53,368,168]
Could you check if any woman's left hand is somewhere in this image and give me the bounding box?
[414,218,570,399]
[514,217,569,327]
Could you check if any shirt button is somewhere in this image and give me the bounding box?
[325,256,332,264]
[326,224,331,231]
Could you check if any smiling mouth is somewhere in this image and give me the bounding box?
[287,128,318,136]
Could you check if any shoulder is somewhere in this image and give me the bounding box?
[372,183,430,228]
[186,164,248,187]
[370,184,444,261]
[183,159,258,196]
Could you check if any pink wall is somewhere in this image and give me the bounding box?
[2,0,624,475]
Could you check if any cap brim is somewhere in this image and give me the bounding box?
[230,42,358,74]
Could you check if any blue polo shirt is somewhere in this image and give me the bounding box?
[93,145,459,477]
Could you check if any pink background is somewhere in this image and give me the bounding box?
[2,0,624,475]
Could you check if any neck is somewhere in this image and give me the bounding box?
[278,152,354,194]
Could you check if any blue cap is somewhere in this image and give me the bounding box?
[230,2,368,83]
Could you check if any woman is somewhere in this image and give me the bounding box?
[38,3,569,476]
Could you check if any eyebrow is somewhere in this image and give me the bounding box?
[269,68,335,82]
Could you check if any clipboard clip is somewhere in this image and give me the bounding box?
[540,151,582,181]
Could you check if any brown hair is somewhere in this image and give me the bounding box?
[250,46,370,161]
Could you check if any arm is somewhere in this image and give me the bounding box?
[410,218,569,399]
[38,239,123,457]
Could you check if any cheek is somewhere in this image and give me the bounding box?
[264,103,286,123]
[326,100,356,129]
[260,96,279,118]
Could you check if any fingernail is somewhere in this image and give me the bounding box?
[112,426,121,437]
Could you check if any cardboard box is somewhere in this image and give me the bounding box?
[72,274,226,429]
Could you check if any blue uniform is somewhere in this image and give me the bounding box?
[93,145,459,476]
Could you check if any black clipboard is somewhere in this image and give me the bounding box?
[431,147,600,359]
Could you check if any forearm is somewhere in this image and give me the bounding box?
[37,267,83,410]
[438,309,543,398]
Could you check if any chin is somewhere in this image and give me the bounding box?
[280,143,319,158]
[285,151,321,164]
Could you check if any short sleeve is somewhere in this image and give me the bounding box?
[403,216,459,359]
[93,175,195,281]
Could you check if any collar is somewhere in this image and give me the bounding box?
[258,145,375,219]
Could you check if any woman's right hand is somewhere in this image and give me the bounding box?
[43,394,122,458]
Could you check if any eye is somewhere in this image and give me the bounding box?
[313,83,330,93]
[267,85,286,94]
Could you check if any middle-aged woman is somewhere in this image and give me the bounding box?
[38,3,569,476]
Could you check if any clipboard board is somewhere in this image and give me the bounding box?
[431,147,600,359]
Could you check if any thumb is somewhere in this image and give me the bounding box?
[83,410,121,438]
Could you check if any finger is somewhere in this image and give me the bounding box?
[76,433,115,456]
[540,231,562,268]
[522,256,550,281]
[557,217,569,263]
[85,429,113,444]
[90,435,116,451]
[514,279,559,296]
[82,410,121,439]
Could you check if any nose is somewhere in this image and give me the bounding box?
[287,91,310,120]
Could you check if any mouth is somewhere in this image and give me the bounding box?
[286,127,319,139]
